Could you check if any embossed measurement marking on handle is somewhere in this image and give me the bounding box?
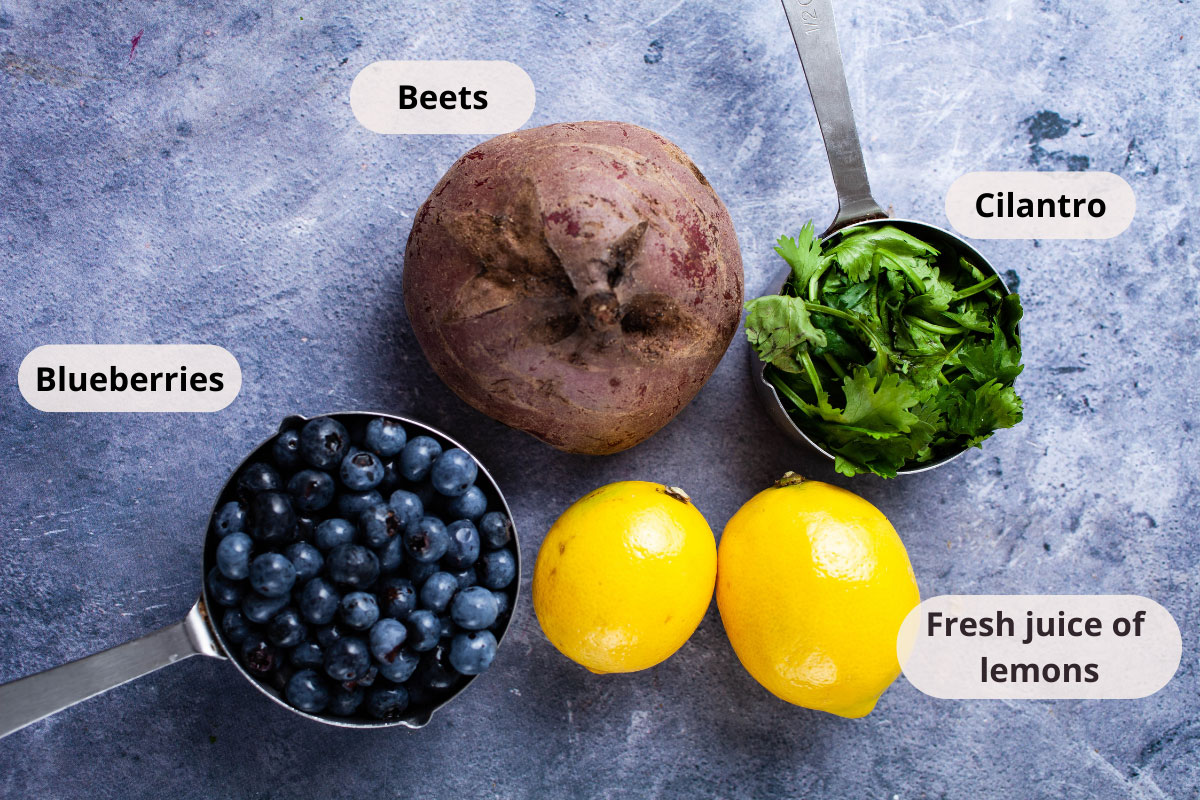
[796,0,819,34]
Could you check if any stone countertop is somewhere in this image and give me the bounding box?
[0,0,1196,797]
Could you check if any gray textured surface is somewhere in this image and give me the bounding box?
[1,0,1197,797]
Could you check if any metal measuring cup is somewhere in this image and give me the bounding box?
[0,412,520,738]
[751,0,1016,474]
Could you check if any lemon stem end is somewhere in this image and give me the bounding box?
[664,486,692,504]
[773,471,807,489]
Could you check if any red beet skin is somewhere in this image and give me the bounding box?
[403,121,744,455]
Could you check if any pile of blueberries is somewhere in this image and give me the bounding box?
[205,415,517,721]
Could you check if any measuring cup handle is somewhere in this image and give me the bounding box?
[781,0,886,234]
[0,599,224,739]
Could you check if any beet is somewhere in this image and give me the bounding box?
[403,121,743,455]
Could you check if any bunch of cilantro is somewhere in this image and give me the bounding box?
[745,222,1024,478]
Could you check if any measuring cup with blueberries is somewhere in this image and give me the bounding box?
[0,412,520,738]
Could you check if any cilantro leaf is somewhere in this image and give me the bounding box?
[824,225,940,283]
[834,367,921,433]
[773,221,823,291]
[998,293,1023,344]
[943,379,1024,446]
[744,295,827,374]
[904,267,957,315]
[956,323,1024,385]
[941,306,992,333]
[821,400,937,478]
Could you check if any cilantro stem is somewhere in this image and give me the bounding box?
[950,274,999,302]
[799,350,826,405]
[959,257,987,284]
[768,370,810,412]
[822,353,846,379]
[908,316,965,336]
[937,370,951,386]
[808,262,833,302]
[890,256,927,293]
[802,302,891,358]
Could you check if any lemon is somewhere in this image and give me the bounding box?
[717,473,919,717]
[533,481,717,673]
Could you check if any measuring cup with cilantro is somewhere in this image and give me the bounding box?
[745,221,1024,478]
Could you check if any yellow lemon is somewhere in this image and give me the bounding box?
[717,473,919,717]
[533,481,717,673]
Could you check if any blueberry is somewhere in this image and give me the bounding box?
[377,536,405,573]
[284,541,323,583]
[365,418,407,457]
[298,577,340,625]
[327,685,364,716]
[238,462,283,497]
[360,503,404,549]
[479,549,516,590]
[387,490,424,531]
[221,609,251,645]
[268,662,294,693]
[438,616,456,639]
[368,618,408,663]
[266,607,306,648]
[299,417,350,470]
[216,531,253,580]
[407,610,440,652]
[407,559,439,586]
[337,490,383,520]
[451,568,477,590]
[273,429,304,471]
[420,572,458,613]
[378,577,416,619]
[241,591,289,624]
[410,481,442,515]
[328,544,380,589]
[399,436,442,481]
[340,591,380,630]
[442,519,480,570]
[287,469,335,512]
[285,669,330,713]
[250,492,297,545]
[314,518,356,551]
[341,450,385,492]
[365,686,409,720]
[314,623,344,649]
[430,449,478,497]
[418,642,461,690]
[478,511,512,549]
[249,552,297,597]
[377,648,419,683]
[492,589,510,619]
[212,501,247,537]
[446,485,488,521]
[324,636,371,682]
[240,636,277,676]
[346,665,378,689]
[449,630,498,676]
[450,586,499,631]
[295,516,318,543]
[404,517,449,563]
[291,641,324,670]
[378,461,401,495]
[206,567,243,607]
